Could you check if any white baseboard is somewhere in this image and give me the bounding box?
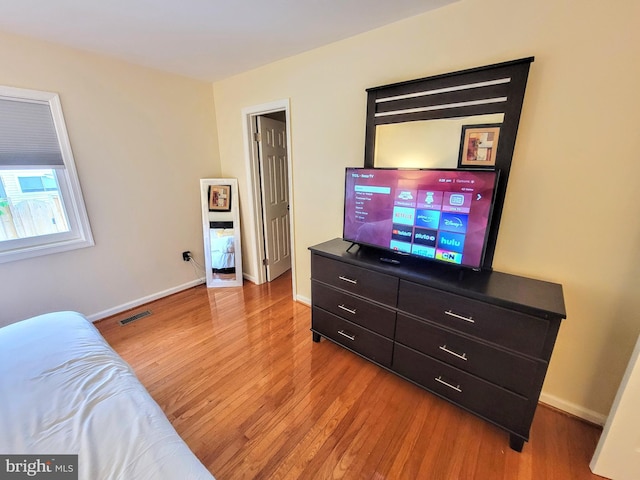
[296,294,311,306]
[86,278,205,322]
[539,391,607,426]
[243,272,258,284]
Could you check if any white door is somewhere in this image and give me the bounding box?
[590,333,640,480]
[257,115,291,281]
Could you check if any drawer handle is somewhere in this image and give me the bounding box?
[338,275,358,285]
[444,310,475,323]
[337,330,356,341]
[439,345,468,361]
[338,304,357,315]
[435,376,462,393]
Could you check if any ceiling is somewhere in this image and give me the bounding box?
[0,0,457,82]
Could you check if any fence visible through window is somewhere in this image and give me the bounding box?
[0,169,70,242]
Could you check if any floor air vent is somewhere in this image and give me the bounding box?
[119,310,152,326]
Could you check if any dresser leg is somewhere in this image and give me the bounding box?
[312,332,321,343]
[509,434,524,452]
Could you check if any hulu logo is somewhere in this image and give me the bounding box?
[440,237,461,247]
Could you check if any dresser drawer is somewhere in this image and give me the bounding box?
[393,344,528,436]
[312,282,396,338]
[398,281,548,357]
[312,255,398,307]
[396,314,539,396]
[312,307,393,367]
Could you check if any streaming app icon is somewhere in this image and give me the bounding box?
[442,192,471,213]
[412,228,437,247]
[414,209,440,229]
[437,231,465,254]
[391,224,413,242]
[417,190,443,210]
[394,189,417,207]
[392,206,415,225]
[412,244,436,258]
[439,213,468,234]
[436,250,463,264]
[389,239,412,253]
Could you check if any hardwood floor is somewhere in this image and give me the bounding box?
[96,272,606,480]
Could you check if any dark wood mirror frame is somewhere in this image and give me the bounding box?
[364,57,534,270]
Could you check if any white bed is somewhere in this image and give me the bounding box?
[0,311,214,480]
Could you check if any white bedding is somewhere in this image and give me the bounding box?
[209,229,235,269]
[0,311,214,480]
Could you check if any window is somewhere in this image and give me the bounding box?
[0,86,94,263]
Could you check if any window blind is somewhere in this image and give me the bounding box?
[0,98,64,167]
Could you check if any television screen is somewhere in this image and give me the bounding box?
[343,167,499,270]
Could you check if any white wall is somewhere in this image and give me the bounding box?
[0,31,221,326]
[212,0,640,420]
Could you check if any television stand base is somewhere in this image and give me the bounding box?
[345,242,359,253]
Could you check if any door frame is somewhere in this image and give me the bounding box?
[241,99,296,297]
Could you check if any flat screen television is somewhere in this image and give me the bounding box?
[343,167,500,270]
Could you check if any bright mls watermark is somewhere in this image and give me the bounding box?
[0,455,77,479]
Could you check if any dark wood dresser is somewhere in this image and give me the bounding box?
[309,238,566,451]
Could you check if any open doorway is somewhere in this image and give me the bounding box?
[242,100,296,297]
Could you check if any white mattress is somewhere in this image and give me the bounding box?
[0,311,214,480]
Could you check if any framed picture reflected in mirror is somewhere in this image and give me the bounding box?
[458,124,501,168]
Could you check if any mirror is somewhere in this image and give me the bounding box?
[364,58,535,269]
[200,178,243,287]
[374,113,504,168]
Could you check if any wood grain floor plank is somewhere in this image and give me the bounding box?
[96,273,606,480]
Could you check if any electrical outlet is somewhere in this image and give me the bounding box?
[182,251,191,261]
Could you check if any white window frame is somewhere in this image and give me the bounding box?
[0,86,94,263]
